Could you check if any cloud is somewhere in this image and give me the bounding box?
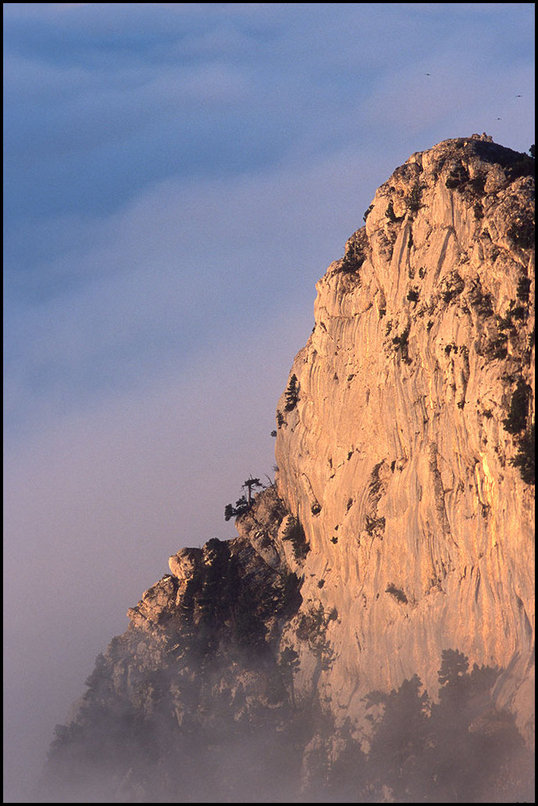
[4,2,534,230]
[3,299,312,801]
[5,145,391,443]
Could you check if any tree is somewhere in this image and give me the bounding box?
[224,478,263,520]
[278,646,300,708]
[281,515,310,561]
[437,648,469,692]
[426,650,532,802]
[365,674,431,801]
[284,374,299,411]
[224,495,250,521]
[407,181,423,213]
[242,477,263,504]
[511,423,535,485]
[325,717,369,802]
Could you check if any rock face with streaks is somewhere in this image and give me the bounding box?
[274,134,535,738]
[42,136,534,803]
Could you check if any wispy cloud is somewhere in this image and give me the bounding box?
[5,147,393,442]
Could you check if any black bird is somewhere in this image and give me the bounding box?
[497,117,502,120]
[425,72,431,76]
[516,94,522,97]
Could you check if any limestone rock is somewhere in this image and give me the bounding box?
[168,546,201,582]
[274,135,535,740]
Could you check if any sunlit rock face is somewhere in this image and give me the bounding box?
[42,137,534,802]
[274,134,535,740]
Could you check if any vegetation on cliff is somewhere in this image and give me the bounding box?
[44,645,533,803]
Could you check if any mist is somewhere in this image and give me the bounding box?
[36,529,535,804]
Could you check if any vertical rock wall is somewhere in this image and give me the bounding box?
[274,136,534,739]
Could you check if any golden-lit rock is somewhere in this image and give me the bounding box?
[273,135,534,741]
[168,547,202,583]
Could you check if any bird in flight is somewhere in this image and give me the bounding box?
[425,72,431,76]
[496,117,502,120]
[516,94,522,97]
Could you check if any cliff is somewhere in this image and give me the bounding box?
[42,136,535,803]
[274,133,535,738]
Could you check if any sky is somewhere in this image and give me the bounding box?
[3,3,535,801]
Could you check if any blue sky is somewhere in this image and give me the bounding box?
[3,3,535,801]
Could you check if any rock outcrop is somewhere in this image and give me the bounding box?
[42,136,534,803]
[274,134,535,740]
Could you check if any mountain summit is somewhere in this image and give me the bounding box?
[42,136,535,803]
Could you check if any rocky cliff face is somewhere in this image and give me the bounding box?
[42,136,534,803]
[274,134,535,738]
